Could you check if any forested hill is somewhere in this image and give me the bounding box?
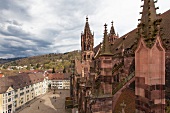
[0,57,26,64]
[0,50,81,71]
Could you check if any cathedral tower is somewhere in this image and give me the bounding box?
[81,16,94,78]
[81,16,94,62]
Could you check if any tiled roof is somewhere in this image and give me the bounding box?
[0,74,3,77]
[47,73,70,80]
[95,10,170,56]
[111,28,137,55]
[0,72,45,94]
[160,10,170,50]
[94,43,102,58]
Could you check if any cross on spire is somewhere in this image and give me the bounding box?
[104,23,107,30]
[86,16,88,22]
[111,21,113,26]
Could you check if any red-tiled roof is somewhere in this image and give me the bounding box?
[47,73,70,80]
[0,74,3,78]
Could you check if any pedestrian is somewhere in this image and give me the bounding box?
[38,106,39,109]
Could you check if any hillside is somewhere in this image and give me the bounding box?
[0,57,26,64]
[0,50,81,73]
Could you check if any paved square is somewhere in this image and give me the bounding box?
[18,90,71,113]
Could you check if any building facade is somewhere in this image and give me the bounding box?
[47,73,70,90]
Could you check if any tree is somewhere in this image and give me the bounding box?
[52,67,55,73]
[63,67,66,73]
[36,63,40,69]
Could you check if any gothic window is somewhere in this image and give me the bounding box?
[156,85,161,90]
[84,55,86,60]
[84,43,86,50]
[87,44,90,50]
[145,90,151,99]
[87,55,90,59]
[103,60,111,63]
[150,85,156,91]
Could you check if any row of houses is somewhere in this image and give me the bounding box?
[0,72,70,113]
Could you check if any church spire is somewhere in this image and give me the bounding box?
[84,16,92,35]
[81,16,94,52]
[110,21,115,35]
[101,24,113,56]
[138,0,162,48]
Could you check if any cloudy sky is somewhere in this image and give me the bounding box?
[0,0,169,58]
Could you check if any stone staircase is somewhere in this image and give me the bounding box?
[112,71,135,95]
[112,62,124,74]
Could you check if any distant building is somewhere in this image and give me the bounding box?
[47,73,70,90]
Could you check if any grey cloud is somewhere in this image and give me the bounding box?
[6,20,23,26]
[0,0,167,58]
[0,34,53,57]
[0,0,31,20]
[7,26,30,37]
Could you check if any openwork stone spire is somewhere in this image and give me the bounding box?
[81,16,94,52]
[84,16,92,35]
[101,24,113,56]
[138,0,162,48]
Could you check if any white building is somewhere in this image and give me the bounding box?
[47,73,70,90]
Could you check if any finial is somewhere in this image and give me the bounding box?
[104,23,108,34]
[154,0,158,3]
[86,16,88,22]
[111,21,114,26]
[104,23,107,30]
